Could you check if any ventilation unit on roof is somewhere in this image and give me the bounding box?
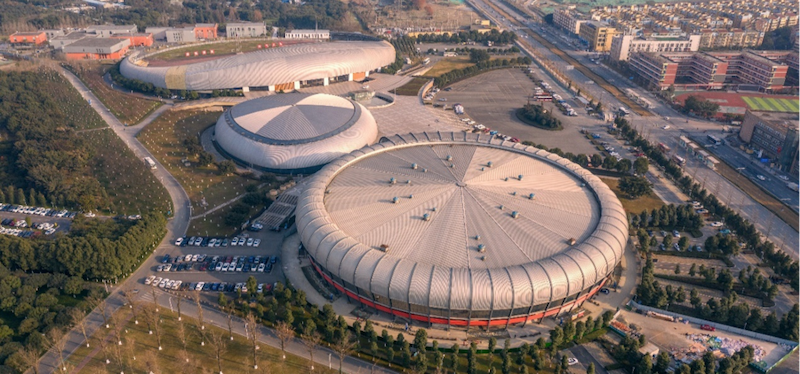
[481,167,485,171]
[478,244,486,253]
[423,213,430,221]
[392,197,399,204]
[408,194,414,199]
[406,180,411,184]
[446,155,453,161]
[475,234,481,240]
[511,191,517,196]
[389,177,396,184]
[528,193,536,200]
[432,207,438,212]
[487,161,493,167]
[511,211,519,219]
[499,205,504,210]
[423,168,428,173]
[480,255,486,261]
[568,238,577,245]
[412,163,418,170]
[380,244,390,252]
[518,174,524,180]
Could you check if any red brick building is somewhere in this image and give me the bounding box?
[110,32,154,47]
[9,31,47,45]
[194,23,218,40]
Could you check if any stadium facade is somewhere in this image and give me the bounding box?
[214,93,378,174]
[296,132,628,327]
[119,41,396,91]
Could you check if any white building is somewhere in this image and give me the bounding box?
[85,24,137,37]
[553,9,587,35]
[609,34,701,61]
[285,29,330,40]
[227,22,268,38]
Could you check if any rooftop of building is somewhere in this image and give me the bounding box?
[64,37,128,49]
[10,31,45,36]
[287,29,331,33]
[749,110,800,128]
[87,24,137,31]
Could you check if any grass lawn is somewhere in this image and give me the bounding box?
[600,178,665,214]
[423,57,477,77]
[147,39,274,61]
[65,307,337,374]
[67,63,163,125]
[188,203,239,238]
[394,77,430,96]
[743,96,800,113]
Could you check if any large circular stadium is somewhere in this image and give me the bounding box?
[120,41,396,91]
[296,132,628,326]
[214,93,378,173]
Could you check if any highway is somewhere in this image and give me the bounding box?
[467,0,799,259]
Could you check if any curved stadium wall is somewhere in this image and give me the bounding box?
[296,132,629,327]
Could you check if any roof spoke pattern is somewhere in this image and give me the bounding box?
[297,133,628,314]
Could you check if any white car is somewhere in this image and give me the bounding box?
[145,275,156,285]
[567,358,579,366]
[195,282,205,291]
[756,175,766,181]
[246,238,254,246]
[215,262,222,271]
[662,125,670,130]
[152,277,162,287]
[232,237,240,246]
[207,238,216,247]
[184,254,192,262]
[710,221,724,227]
[257,283,264,293]
[221,263,230,272]
[778,175,789,181]
[172,280,182,290]
[253,239,261,247]
[174,237,184,246]
[191,254,199,262]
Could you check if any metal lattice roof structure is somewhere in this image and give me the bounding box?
[214,93,378,173]
[296,132,628,316]
[120,41,396,90]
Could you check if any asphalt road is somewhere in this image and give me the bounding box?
[566,345,608,374]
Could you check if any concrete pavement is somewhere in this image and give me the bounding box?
[35,69,193,374]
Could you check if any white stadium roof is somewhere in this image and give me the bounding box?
[214,93,378,172]
[296,132,628,319]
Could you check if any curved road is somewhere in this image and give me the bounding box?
[38,69,387,374]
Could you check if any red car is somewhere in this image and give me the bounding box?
[700,324,715,332]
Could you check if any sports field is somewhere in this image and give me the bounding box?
[742,96,799,112]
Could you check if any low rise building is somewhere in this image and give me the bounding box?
[610,34,701,61]
[50,32,92,50]
[285,29,330,40]
[41,29,65,39]
[194,23,218,40]
[146,24,217,43]
[579,21,620,52]
[110,32,153,47]
[740,110,799,174]
[86,24,138,37]
[63,37,130,60]
[9,31,47,45]
[226,22,267,38]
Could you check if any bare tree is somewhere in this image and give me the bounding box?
[96,334,111,365]
[123,336,137,372]
[88,295,110,328]
[151,304,163,351]
[122,288,139,325]
[301,331,322,371]
[110,313,124,346]
[68,308,90,347]
[245,313,261,369]
[227,310,235,341]
[208,329,228,374]
[194,319,207,347]
[143,349,159,374]
[141,302,155,335]
[111,334,125,374]
[18,346,41,374]
[151,288,159,312]
[177,318,189,362]
[334,331,357,374]
[193,290,205,329]
[44,328,68,372]
[274,321,295,360]
[176,295,183,321]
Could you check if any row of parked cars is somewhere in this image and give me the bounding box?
[1,218,56,236]
[0,204,79,218]
[159,253,279,274]
[145,275,275,294]
[175,236,261,248]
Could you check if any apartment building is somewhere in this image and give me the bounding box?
[226,22,268,38]
[579,21,620,52]
[285,29,330,40]
[609,34,701,61]
[553,9,587,35]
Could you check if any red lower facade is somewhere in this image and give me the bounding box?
[309,257,606,327]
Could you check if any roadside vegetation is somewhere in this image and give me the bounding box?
[136,110,279,237]
[601,178,664,214]
[433,57,532,88]
[516,102,562,130]
[0,67,169,215]
[63,63,162,125]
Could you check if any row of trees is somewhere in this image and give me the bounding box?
[630,204,704,232]
[432,46,520,56]
[411,30,517,46]
[680,95,720,118]
[612,117,798,291]
[433,57,532,87]
[0,187,48,208]
[517,103,562,130]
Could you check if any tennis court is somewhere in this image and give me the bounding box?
[742,96,800,112]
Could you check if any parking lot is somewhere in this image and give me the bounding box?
[142,228,286,294]
[434,68,605,155]
[0,207,76,238]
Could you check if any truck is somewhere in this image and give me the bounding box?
[671,155,685,166]
[144,157,157,170]
[788,182,799,192]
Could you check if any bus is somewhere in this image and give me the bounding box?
[707,134,722,145]
[533,94,553,102]
[144,157,157,170]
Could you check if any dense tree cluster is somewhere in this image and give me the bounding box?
[613,117,798,291]
[391,36,418,56]
[469,49,491,63]
[630,204,703,232]
[411,30,517,45]
[618,176,651,198]
[760,26,795,50]
[517,103,562,129]
[681,95,720,118]
[433,57,531,87]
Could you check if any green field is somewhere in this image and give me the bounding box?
[742,96,800,112]
[147,39,273,61]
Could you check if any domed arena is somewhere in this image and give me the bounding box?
[296,132,628,327]
[214,93,378,173]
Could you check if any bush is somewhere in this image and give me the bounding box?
[517,103,561,130]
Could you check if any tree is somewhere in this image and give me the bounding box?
[69,308,90,348]
[550,326,564,347]
[681,95,719,118]
[678,236,690,251]
[275,321,295,360]
[591,154,603,168]
[216,160,237,175]
[335,331,356,373]
[208,329,228,374]
[587,362,596,374]
[618,176,652,199]
[674,264,681,275]
[469,49,491,63]
[302,331,322,371]
[245,313,261,369]
[689,263,697,277]
[415,328,428,353]
[634,157,649,175]
[198,151,214,166]
[193,290,205,330]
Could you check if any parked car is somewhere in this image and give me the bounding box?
[246,238,254,246]
[710,221,723,227]
[253,239,261,247]
[700,324,716,332]
[174,237,184,246]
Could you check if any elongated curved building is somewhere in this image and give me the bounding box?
[214,93,378,173]
[120,41,396,91]
[297,132,628,327]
